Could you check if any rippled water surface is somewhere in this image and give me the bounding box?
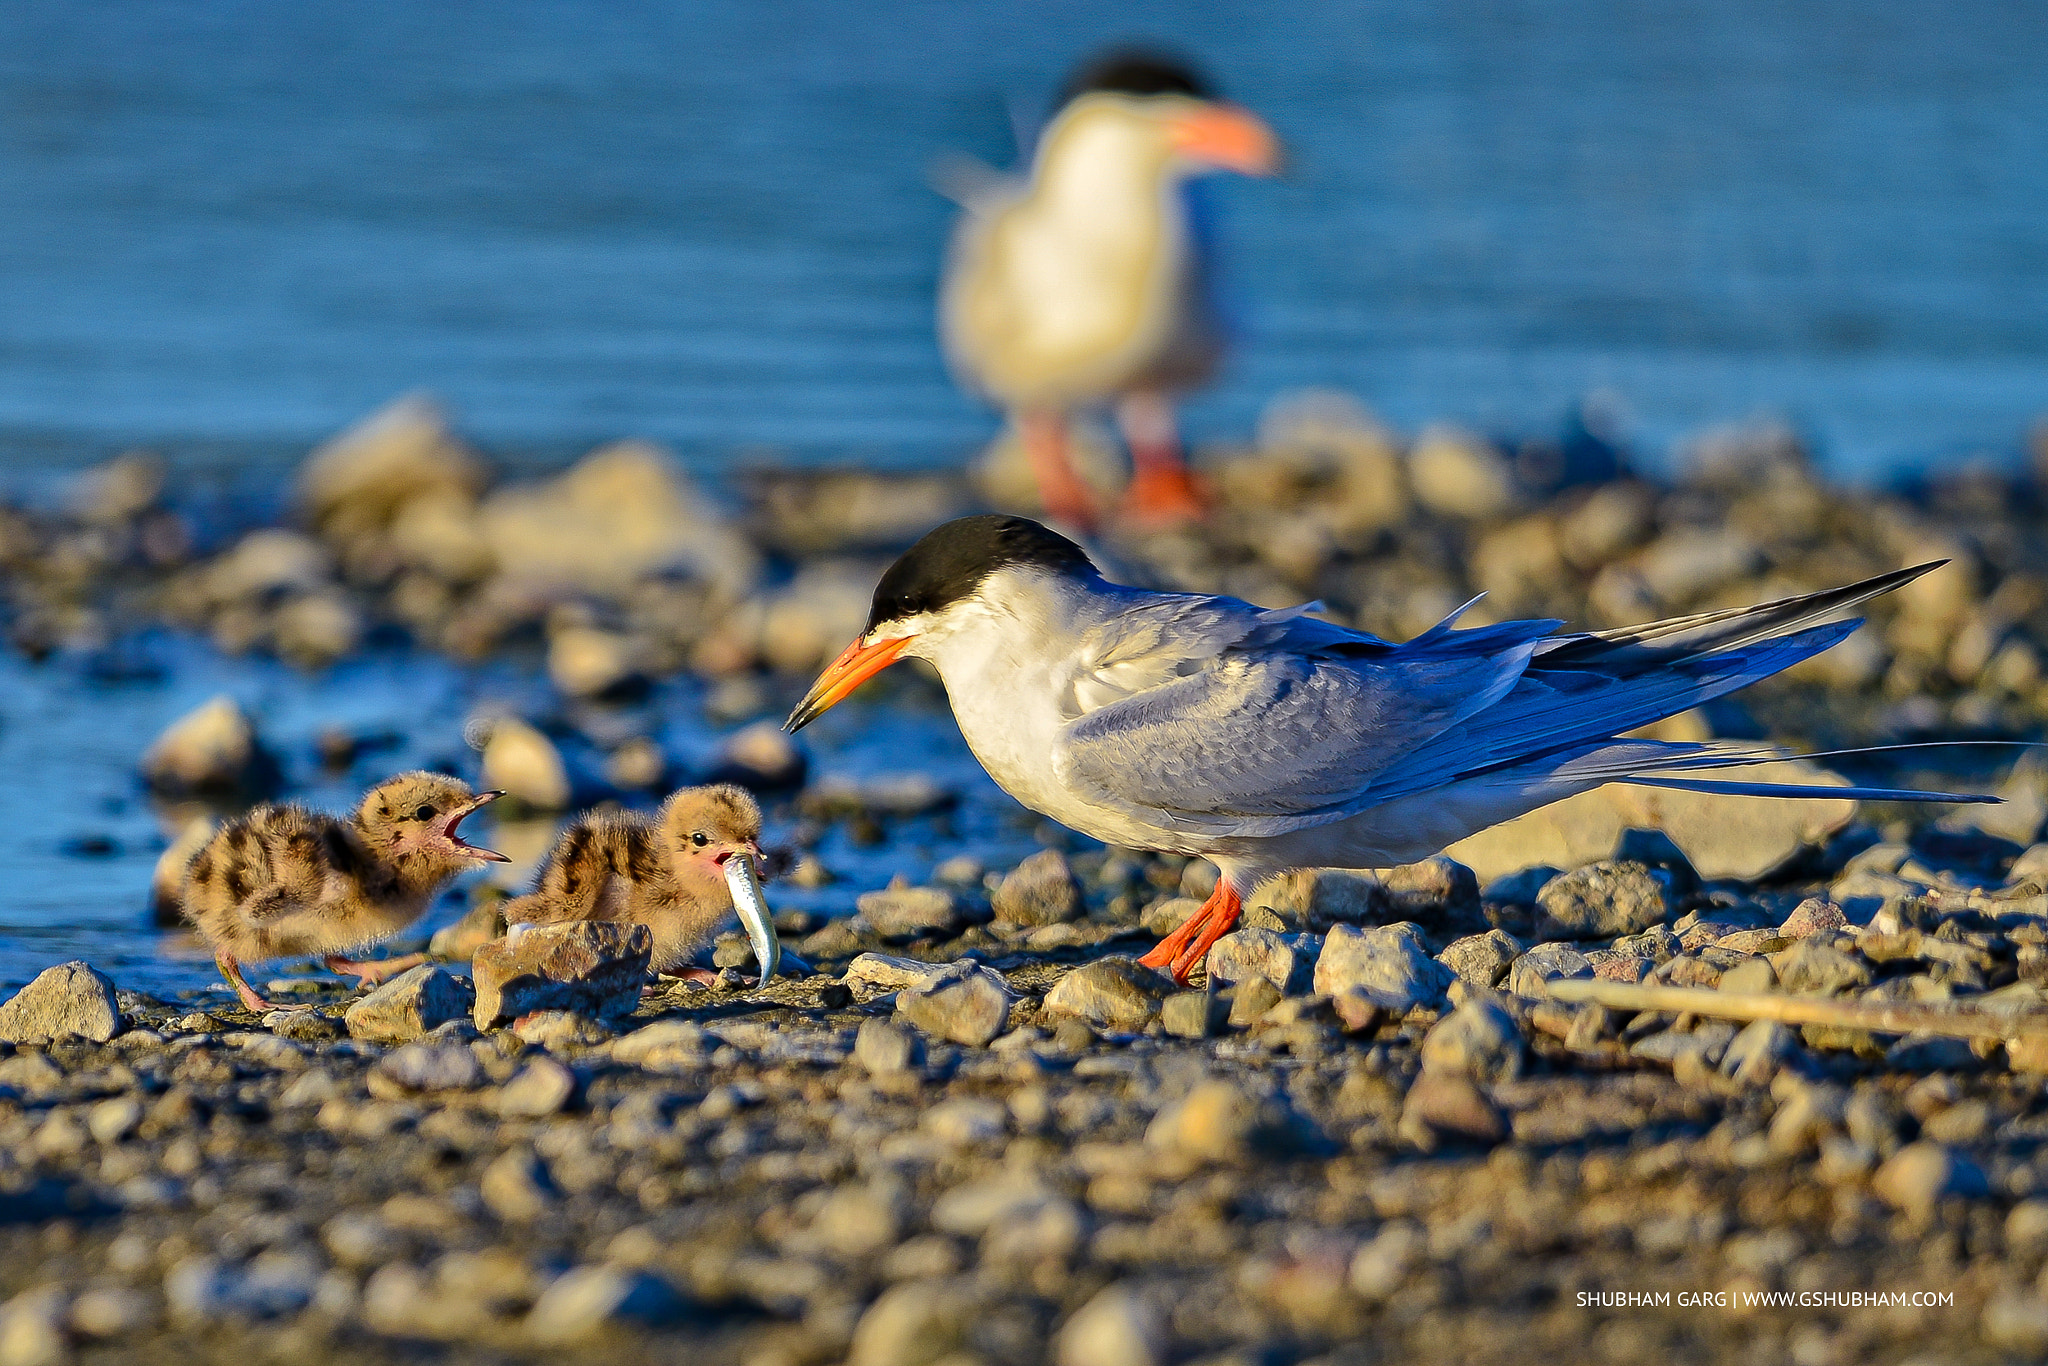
[1,0,2045,477]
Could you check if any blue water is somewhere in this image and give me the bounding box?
[2,1,2045,480]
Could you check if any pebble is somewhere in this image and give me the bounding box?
[138,695,279,799]
[496,1058,577,1117]
[1042,957,1171,1030]
[895,962,1011,1047]
[1312,923,1452,1012]
[1437,929,1522,988]
[1057,1284,1164,1366]
[1243,868,1388,932]
[1534,861,1679,939]
[991,849,1083,926]
[854,886,963,939]
[0,961,121,1044]
[1505,942,1593,998]
[1204,927,1317,995]
[854,1018,923,1074]
[1871,1141,1990,1219]
[472,922,650,1029]
[343,964,473,1044]
[1418,993,1523,1084]
[480,1147,556,1224]
[524,1266,685,1343]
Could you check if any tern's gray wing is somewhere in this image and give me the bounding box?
[1050,597,1545,836]
[1052,565,1950,838]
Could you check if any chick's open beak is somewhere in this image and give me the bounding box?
[785,634,913,732]
[1171,104,1283,176]
[440,790,511,862]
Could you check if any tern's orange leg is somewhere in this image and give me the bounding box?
[217,953,305,1015]
[1020,410,1100,532]
[1139,880,1243,986]
[325,952,426,987]
[1116,391,1208,527]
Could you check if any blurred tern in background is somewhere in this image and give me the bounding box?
[940,50,1280,532]
[789,515,1993,984]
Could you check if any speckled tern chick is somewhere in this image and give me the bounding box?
[181,772,506,1013]
[502,784,781,984]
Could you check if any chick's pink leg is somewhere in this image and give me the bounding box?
[325,953,426,987]
[216,953,303,1015]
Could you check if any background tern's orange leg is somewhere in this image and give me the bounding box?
[1139,881,1244,985]
[1020,410,1100,531]
[325,952,425,986]
[1116,391,1207,526]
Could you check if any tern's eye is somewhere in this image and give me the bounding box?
[691,831,709,848]
[413,805,437,822]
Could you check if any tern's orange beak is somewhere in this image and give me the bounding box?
[784,635,913,732]
[1170,103,1282,176]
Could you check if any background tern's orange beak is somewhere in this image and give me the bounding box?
[784,635,913,731]
[1171,103,1282,176]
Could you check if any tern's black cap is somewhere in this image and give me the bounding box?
[864,515,1095,633]
[1060,47,1216,106]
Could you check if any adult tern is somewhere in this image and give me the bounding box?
[788,516,1988,983]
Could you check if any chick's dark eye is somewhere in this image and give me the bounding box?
[413,805,437,822]
[691,831,709,848]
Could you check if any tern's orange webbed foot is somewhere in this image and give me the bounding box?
[1139,882,1242,986]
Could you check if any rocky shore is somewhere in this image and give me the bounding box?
[3,394,2048,1361]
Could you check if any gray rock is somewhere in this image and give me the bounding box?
[1774,937,1871,996]
[1535,861,1680,940]
[1243,868,1388,932]
[1204,927,1317,995]
[1043,957,1171,1030]
[525,1266,685,1343]
[1720,1019,1798,1085]
[1505,943,1593,998]
[481,1147,556,1223]
[1418,994,1523,1084]
[496,1058,578,1117]
[1350,1222,1426,1301]
[165,1252,318,1323]
[809,1180,907,1258]
[1057,1284,1164,1366]
[1312,923,1452,1012]
[896,962,1012,1047]
[139,696,279,799]
[1398,1069,1506,1148]
[1437,929,1523,988]
[992,850,1083,926]
[1717,956,1777,994]
[0,962,121,1044]
[472,922,650,1030]
[372,1041,484,1093]
[1227,977,1284,1028]
[847,1281,976,1366]
[344,964,473,1044]
[855,887,962,940]
[844,952,945,993]
[514,1010,615,1050]
[608,1019,704,1071]
[1379,856,1481,925]
[1871,1142,1989,1220]
[1779,897,1848,939]
[1161,991,1226,1039]
[855,1018,924,1074]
